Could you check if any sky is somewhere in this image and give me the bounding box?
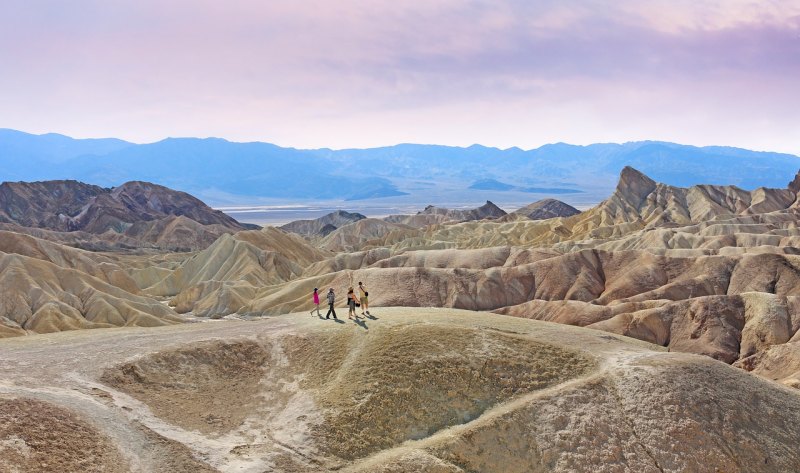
[1,0,799,153]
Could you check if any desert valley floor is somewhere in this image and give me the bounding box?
[3,167,800,471]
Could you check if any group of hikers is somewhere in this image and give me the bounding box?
[310,281,370,321]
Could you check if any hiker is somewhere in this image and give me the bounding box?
[325,288,338,319]
[358,281,370,316]
[347,286,360,320]
[311,288,321,316]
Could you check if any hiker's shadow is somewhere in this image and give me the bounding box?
[333,318,346,324]
[364,313,378,320]
[353,318,368,330]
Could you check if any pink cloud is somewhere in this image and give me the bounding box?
[0,0,798,153]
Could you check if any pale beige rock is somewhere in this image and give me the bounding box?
[383,213,452,228]
[304,248,392,276]
[320,218,416,252]
[372,247,511,270]
[373,168,800,253]
[143,227,326,298]
[0,251,183,336]
[0,230,140,293]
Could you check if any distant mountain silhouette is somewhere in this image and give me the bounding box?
[1,129,798,203]
[469,178,580,194]
[469,179,515,191]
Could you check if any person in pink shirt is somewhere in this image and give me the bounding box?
[311,287,321,316]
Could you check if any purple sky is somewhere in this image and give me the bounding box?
[1,1,799,153]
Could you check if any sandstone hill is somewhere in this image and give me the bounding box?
[280,210,366,237]
[138,227,330,318]
[0,179,251,251]
[0,249,184,336]
[511,198,580,220]
[382,212,452,228]
[318,219,416,252]
[1,310,799,472]
[418,200,507,221]
[383,201,508,229]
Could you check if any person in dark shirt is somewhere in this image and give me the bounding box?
[325,288,337,320]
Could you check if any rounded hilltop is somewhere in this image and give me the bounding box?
[2,309,800,472]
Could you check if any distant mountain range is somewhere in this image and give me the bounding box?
[1,128,798,204]
[468,178,580,194]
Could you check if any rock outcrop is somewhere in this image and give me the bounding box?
[383,201,508,228]
[280,210,366,237]
[0,180,106,229]
[0,251,183,335]
[512,198,580,220]
[0,179,249,251]
[419,200,507,221]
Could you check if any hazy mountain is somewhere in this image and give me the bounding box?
[469,178,581,194]
[469,178,515,191]
[61,137,408,201]
[512,199,581,220]
[0,129,131,162]
[1,129,798,204]
[0,129,132,182]
[280,210,367,237]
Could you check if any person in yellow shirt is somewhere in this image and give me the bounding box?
[358,281,370,316]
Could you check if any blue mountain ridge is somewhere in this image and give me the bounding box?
[1,129,798,202]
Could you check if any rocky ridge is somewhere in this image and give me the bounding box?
[0,179,251,251]
[280,210,366,237]
[511,198,581,220]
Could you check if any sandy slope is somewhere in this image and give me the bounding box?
[2,309,799,472]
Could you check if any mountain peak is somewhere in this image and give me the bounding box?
[513,199,580,220]
[618,166,654,187]
[616,166,657,200]
[788,169,800,194]
[479,200,504,213]
[279,210,366,237]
